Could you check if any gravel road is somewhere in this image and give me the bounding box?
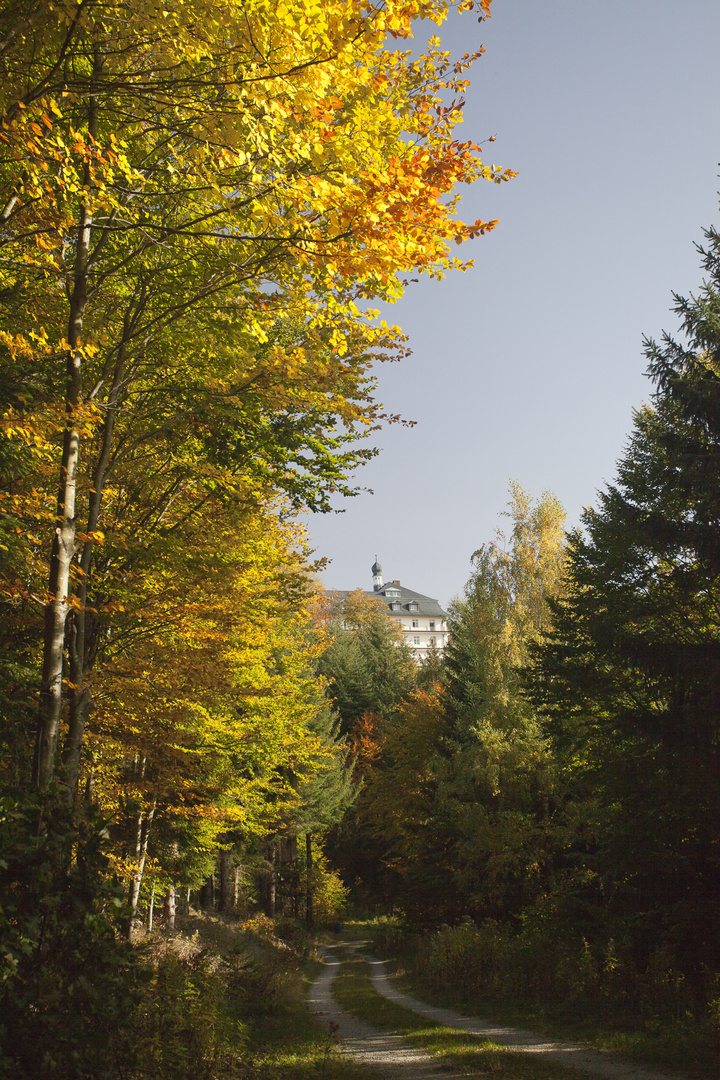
[309,942,686,1080]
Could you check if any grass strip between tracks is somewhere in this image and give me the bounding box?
[332,947,589,1080]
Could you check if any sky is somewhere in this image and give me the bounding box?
[306,0,720,610]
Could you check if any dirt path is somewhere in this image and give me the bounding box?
[308,946,465,1077]
[309,942,685,1080]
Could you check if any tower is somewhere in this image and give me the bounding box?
[371,557,383,591]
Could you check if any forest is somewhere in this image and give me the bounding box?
[1,0,719,1078]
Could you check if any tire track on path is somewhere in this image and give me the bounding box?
[308,945,465,1077]
[352,944,683,1080]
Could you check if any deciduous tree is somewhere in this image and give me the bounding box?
[0,0,513,792]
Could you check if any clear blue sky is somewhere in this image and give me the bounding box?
[306,0,720,609]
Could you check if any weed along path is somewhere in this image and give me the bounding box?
[309,942,685,1080]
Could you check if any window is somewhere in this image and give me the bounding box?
[429,620,435,630]
[413,636,420,646]
[386,587,401,598]
[430,637,436,647]
[390,602,400,611]
[409,602,418,611]
[412,619,418,628]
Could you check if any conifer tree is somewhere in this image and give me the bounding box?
[295,703,356,927]
[531,226,720,988]
[318,588,417,907]
[318,589,417,735]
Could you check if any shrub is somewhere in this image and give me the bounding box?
[0,796,144,1080]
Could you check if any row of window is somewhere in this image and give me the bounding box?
[412,636,437,646]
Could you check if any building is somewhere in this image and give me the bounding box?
[370,559,449,660]
[329,560,450,662]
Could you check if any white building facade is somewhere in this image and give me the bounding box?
[369,559,449,661]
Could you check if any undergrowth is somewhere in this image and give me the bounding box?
[132,914,376,1080]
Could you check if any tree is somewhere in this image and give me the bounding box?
[441,485,566,902]
[85,503,334,933]
[444,481,566,737]
[317,587,418,906]
[530,229,720,990]
[318,588,417,735]
[377,484,566,923]
[361,688,450,922]
[0,0,513,794]
[0,3,515,1069]
[292,702,356,928]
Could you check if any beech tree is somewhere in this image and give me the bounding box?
[0,2,516,1071]
[90,505,335,932]
[0,0,513,796]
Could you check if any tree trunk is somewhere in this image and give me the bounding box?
[293,857,300,920]
[268,841,276,918]
[34,52,101,791]
[62,323,135,800]
[305,833,314,931]
[127,799,156,942]
[148,879,156,932]
[200,874,214,909]
[164,885,176,931]
[218,847,231,912]
[233,864,241,910]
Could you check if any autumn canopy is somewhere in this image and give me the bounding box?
[0,0,510,936]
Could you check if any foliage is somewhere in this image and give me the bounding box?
[0,795,144,1080]
[0,1,514,1073]
[444,481,566,738]
[318,588,419,908]
[278,842,350,922]
[346,223,720,1055]
[355,485,566,923]
[318,588,418,736]
[133,948,248,1080]
[0,0,512,796]
[132,914,320,1079]
[530,231,720,1000]
[293,702,357,837]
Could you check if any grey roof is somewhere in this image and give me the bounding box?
[373,582,448,618]
[327,583,448,619]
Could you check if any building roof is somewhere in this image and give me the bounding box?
[374,581,448,618]
[328,582,448,619]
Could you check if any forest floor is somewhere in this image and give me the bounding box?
[310,939,688,1080]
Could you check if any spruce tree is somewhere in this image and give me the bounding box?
[531,226,720,990]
